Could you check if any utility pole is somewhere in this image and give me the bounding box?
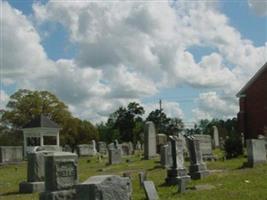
[159,99,162,133]
[159,99,162,111]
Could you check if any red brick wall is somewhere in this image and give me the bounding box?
[240,68,267,139]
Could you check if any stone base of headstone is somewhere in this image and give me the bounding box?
[165,168,191,185]
[189,164,209,180]
[39,189,76,200]
[19,181,45,193]
[178,178,187,193]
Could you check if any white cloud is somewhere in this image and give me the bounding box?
[0,90,9,109]
[192,92,239,121]
[1,0,266,123]
[248,0,267,16]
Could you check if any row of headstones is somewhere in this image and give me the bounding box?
[71,140,141,157]
[144,121,215,161]
[19,151,132,200]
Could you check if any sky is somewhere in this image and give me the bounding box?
[0,0,266,127]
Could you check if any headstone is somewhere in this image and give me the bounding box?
[212,126,220,148]
[138,171,147,187]
[88,140,97,156]
[39,152,78,200]
[187,137,209,180]
[246,139,266,167]
[0,146,23,163]
[165,136,190,185]
[77,144,91,156]
[156,134,167,153]
[62,145,72,153]
[36,146,62,152]
[193,135,214,160]
[121,143,130,156]
[240,132,245,147]
[160,145,172,168]
[97,142,107,155]
[128,142,134,155]
[144,121,157,160]
[75,175,132,200]
[20,151,52,193]
[108,148,122,165]
[178,178,187,193]
[136,141,142,150]
[143,181,159,200]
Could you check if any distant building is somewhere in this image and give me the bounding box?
[236,62,267,139]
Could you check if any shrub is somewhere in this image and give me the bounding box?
[224,136,243,159]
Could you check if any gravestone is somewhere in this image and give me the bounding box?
[62,145,72,153]
[138,171,147,187]
[143,181,159,200]
[136,141,142,150]
[128,142,134,155]
[108,145,122,165]
[187,137,209,180]
[20,151,52,193]
[193,135,213,160]
[88,140,97,156]
[121,143,130,156]
[144,121,157,160]
[156,134,167,153]
[0,146,23,164]
[165,136,190,185]
[75,175,132,200]
[39,152,78,200]
[212,126,220,148]
[160,144,172,168]
[97,142,107,155]
[240,132,245,147]
[77,144,90,156]
[246,139,266,167]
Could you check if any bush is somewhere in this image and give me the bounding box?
[224,136,243,159]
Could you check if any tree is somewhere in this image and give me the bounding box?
[146,109,170,133]
[2,89,71,128]
[167,118,184,135]
[1,89,99,147]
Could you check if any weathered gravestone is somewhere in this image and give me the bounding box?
[156,134,167,154]
[144,121,157,160]
[212,126,220,148]
[77,144,90,156]
[20,151,52,193]
[88,140,97,156]
[143,181,159,200]
[97,142,107,155]
[39,152,78,200]
[108,141,122,165]
[246,139,266,167]
[138,171,147,187]
[165,136,190,185]
[121,143,131,156]
[0,146,23,164]
[136,141,142,150]
[75,175,132,200]
[160,144,172,168]
[187,137,209,180]
[193,135,214,160]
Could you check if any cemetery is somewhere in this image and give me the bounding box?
[0,119,267,200]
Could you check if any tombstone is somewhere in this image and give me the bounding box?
[143,181,159,200]
[138,171,147,187]
[0,146,23,164]
[62,145,72,153]
[187,137,209,180]
[246,139,266,167]
[212,126,220,148]
[39,152,78,200]
[97,142,107,155]
[156,134,168,153]
[144,121,157,160]
[136,141,142,150]
[108,146,122,165]
[178,178,187,193]
[75,175,132,200]
[160,145,172,168]
[77,144,90,156]
[240,132,245,147]
[121,143,130,156]
[165,136,190,185]
[88,140,97,156]
[193,135,214,160]
[128,142,134,155]
[20,151,52,193]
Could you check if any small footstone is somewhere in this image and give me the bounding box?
[178,178,187,193]
[143,181,159,200]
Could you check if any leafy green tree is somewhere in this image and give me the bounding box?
[2,89,71,128]
[146,109,170,133]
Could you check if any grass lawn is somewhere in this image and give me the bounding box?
[0,153,267,200]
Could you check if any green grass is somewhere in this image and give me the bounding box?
[1,154,267,200]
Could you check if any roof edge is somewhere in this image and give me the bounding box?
[236,62,267,97]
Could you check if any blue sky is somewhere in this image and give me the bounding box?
[1,0,266,125]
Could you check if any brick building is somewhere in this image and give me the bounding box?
[236,62,267,139]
